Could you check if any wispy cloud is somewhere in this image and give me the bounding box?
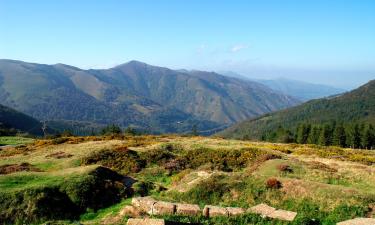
[230,44,248,53]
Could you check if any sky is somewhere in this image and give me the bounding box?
[0,0,374,89]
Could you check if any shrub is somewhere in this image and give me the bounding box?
[81,148,146,174]
[265,178,282,189]
[277,164,293,173]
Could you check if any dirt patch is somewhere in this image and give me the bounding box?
[0,162,42,174]
[46,151,73,159]
[307,161,338,173]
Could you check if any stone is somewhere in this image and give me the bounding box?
[152,201,176,215]
[118,205,142,217]
[127,218,165,225]
[337,218,375,225]
[203,205,229,217]
[131,197,157,214]
[226,207,245,216]
[269,209,297,221]
[175,203,201,216]
[248,203,276,217]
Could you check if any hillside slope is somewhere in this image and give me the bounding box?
[220,80,375,140]
[0,60,299,133]
[0,104,43,135]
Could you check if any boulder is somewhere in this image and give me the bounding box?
[127,218,165,225]
[248,203,276,217]
[131,197,157,214]
[175,203,201,216]
[226,207,245,216]
[337,218,375,225]
[152,201,176,215]
[203,205,229,217]
[269,209,297,221]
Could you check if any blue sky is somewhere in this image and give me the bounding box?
[0,0,374,89]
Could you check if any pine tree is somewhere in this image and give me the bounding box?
[296,123,311,144]
[333,124,346,147]
[349,124,362,149]
[362,124,375,149]
[307,126,320,144]
[318,124,333,146]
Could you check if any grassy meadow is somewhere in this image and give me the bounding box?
[0,135,374,224]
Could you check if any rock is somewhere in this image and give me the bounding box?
[226,207,245,216]
[127,218,165,225]
[269,209,297,221]
[248,203,276,217]
[131,197,157,214]
[152,201,176,215]
[176,203,201,216]
[203,205,229,217]
[119,205,142,217]
[337,218,375,225]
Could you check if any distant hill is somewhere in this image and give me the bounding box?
[0,104,43,135]
[0,59,299,134]
[219,71,345,101]
[219,80,375,140]
[257,78,346,101]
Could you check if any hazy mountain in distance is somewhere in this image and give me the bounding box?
[219,71,346,101]
[219,79,375,140]
[0,59,299,134]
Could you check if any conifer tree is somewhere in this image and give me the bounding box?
[333,124,346,147]
[362,124,375,149]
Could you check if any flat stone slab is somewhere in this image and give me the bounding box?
[152,201,176,215]
[176,203,201,216]
[248,203,276,217]
[226,207,246,216]
[127,218,165,225]
[337,218,375,225]
[131,197,157,215]
[269,209,297,221]
[203,205,229,217]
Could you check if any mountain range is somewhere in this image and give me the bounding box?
[0,59,299,134]
[220,71,345,101]
[219,80,375,140]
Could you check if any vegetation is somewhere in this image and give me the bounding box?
[220,80,375,143]
[0,135,374,224]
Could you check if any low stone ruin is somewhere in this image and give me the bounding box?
[127,218,166,225]
[130,197,297,222]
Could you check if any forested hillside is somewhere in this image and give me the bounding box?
[0,104,44,136]
[219,80,375,148]
[0,59,299,134]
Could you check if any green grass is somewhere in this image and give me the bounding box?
[0,136,34,145]
[80,198,131,223]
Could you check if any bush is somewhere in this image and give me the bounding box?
[81,148,146,174]
[265,178,282,189]
[277,164,293,173]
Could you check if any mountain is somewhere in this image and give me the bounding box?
[257,78,346,101]
[0,103,44,135]
[219,71,345,101]
[0,59,299,134]
[219,80,375,140]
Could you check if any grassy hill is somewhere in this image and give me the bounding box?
[219,80,375,140]
[0,59,299,134]
[0,135,374,224]
[0,103,44,136]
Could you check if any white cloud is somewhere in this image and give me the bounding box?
[230,44,248,53]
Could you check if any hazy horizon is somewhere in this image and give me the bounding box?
[1,0,374,89]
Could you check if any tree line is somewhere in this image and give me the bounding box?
[262,121,375,149]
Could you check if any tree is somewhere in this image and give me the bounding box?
[307,126,320,144]
[191,124,199,136]
[275,126,294,143]
[124,126,137,136]
[362,124,375,149]
[101,124,122,135]
[296,123,311,144]
[333,124,346,147]
[318,124,333,146]
[349,124,362,149]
